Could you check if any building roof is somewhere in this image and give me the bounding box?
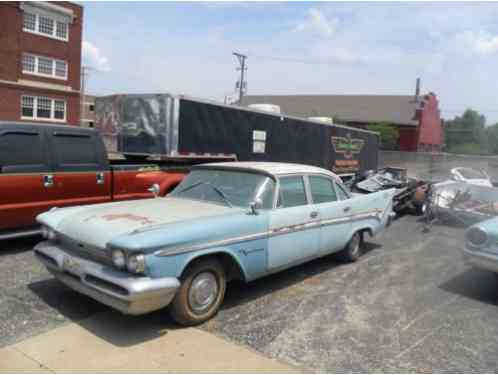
[196,161,340,179]
[240,95,421,126]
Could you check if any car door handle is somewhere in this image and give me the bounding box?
[310,211,318,219]
[43,174,54,188]
[343,206,351,213]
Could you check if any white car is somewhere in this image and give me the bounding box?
[450,168,492,187]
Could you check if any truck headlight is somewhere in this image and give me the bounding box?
[41,225,57,241]
[111,249,126,268]
[127,253,146,274]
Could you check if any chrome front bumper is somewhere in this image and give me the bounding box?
[34,241,180,315]
[463,247,498,274]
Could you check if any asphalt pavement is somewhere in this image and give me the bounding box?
[2,216,498,372]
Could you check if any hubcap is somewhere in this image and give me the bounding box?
[188,272,218,314]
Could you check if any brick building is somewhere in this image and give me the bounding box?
[0,1,83,126]
[242,84,443,152]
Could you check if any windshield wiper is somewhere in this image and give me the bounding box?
[177,180,233,207]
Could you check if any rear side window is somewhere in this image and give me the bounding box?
[0,131,48,173]
[277,176,307,208]
[309,176,337,204]
[52,132,100,171]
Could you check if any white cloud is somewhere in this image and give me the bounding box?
[456,31,498,55]
[295,8,338,38]
[82,40,110,71]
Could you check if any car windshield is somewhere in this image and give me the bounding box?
[170,168,275,208]
[457,168,487,179]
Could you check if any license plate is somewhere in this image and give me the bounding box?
[63,256,81,274]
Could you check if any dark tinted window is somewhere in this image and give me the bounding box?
[278,176,307,208]
[0,131,48,173]
[309,176,337,204]
[53,132,100,170]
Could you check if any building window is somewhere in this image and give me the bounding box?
[21,96,34,118]
[55,60,67,78]
[23,12,36,31]
[21,96,67,122]
[22,12,69,41]
[89,104,95,112]
[22,54,36,73]
[22,54,68,80]
[56,21,68,39]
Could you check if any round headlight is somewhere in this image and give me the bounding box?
[112,250,126,268]
[127,254,146,274]
[467,227,488,248]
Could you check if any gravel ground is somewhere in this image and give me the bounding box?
[2,216,498,372]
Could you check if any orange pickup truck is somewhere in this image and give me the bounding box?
[0,122,186,240]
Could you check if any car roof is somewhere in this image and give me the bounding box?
[195,161,341,180]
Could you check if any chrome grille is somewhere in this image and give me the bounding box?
[58,234,112,266]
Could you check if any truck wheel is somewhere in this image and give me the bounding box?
[336,232,362,262]
[169,258,226,326]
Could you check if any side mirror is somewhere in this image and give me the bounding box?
[148,183,160,198]
[249,198,263,215]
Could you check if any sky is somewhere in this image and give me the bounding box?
[81,2,498,124]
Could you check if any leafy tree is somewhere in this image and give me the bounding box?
[486,123,498,154]
[366,122,399,150]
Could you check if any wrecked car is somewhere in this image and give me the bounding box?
[352,167,427,214]
[34,162,395,326]
[463,216,498,274]
[450,167,492,187]
[424,181,498,226]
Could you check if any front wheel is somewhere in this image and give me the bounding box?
[336,232,362,262]
[169,258,226,326]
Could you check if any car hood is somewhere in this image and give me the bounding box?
[37,197,237,249]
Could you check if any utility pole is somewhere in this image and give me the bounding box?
[232,52,247,103]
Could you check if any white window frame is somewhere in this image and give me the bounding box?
[22,53,68,80]
[21,96,67,123]
[22,11,69,42]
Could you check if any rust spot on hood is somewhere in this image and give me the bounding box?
[84,213,156,225]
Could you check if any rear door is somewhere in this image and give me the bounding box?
[48,129,112,208]
[0,126,55,231]
[308,175,352,254]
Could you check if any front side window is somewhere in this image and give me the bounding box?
[309,176,337,204]
[277,176,308,208]
[170,169,275,208]
[336,182,350,200]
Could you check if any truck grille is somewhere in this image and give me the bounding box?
[58,235,112,266]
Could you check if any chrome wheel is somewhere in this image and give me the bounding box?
[188,272,219,314]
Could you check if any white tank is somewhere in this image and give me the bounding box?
[248,103,281,114]
[308,116,333,124]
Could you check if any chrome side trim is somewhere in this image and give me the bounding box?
[0,228,41,241]
[155,209,385,257]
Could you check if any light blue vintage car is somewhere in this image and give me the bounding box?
[463,217,498,274]
[34,162,395,325]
